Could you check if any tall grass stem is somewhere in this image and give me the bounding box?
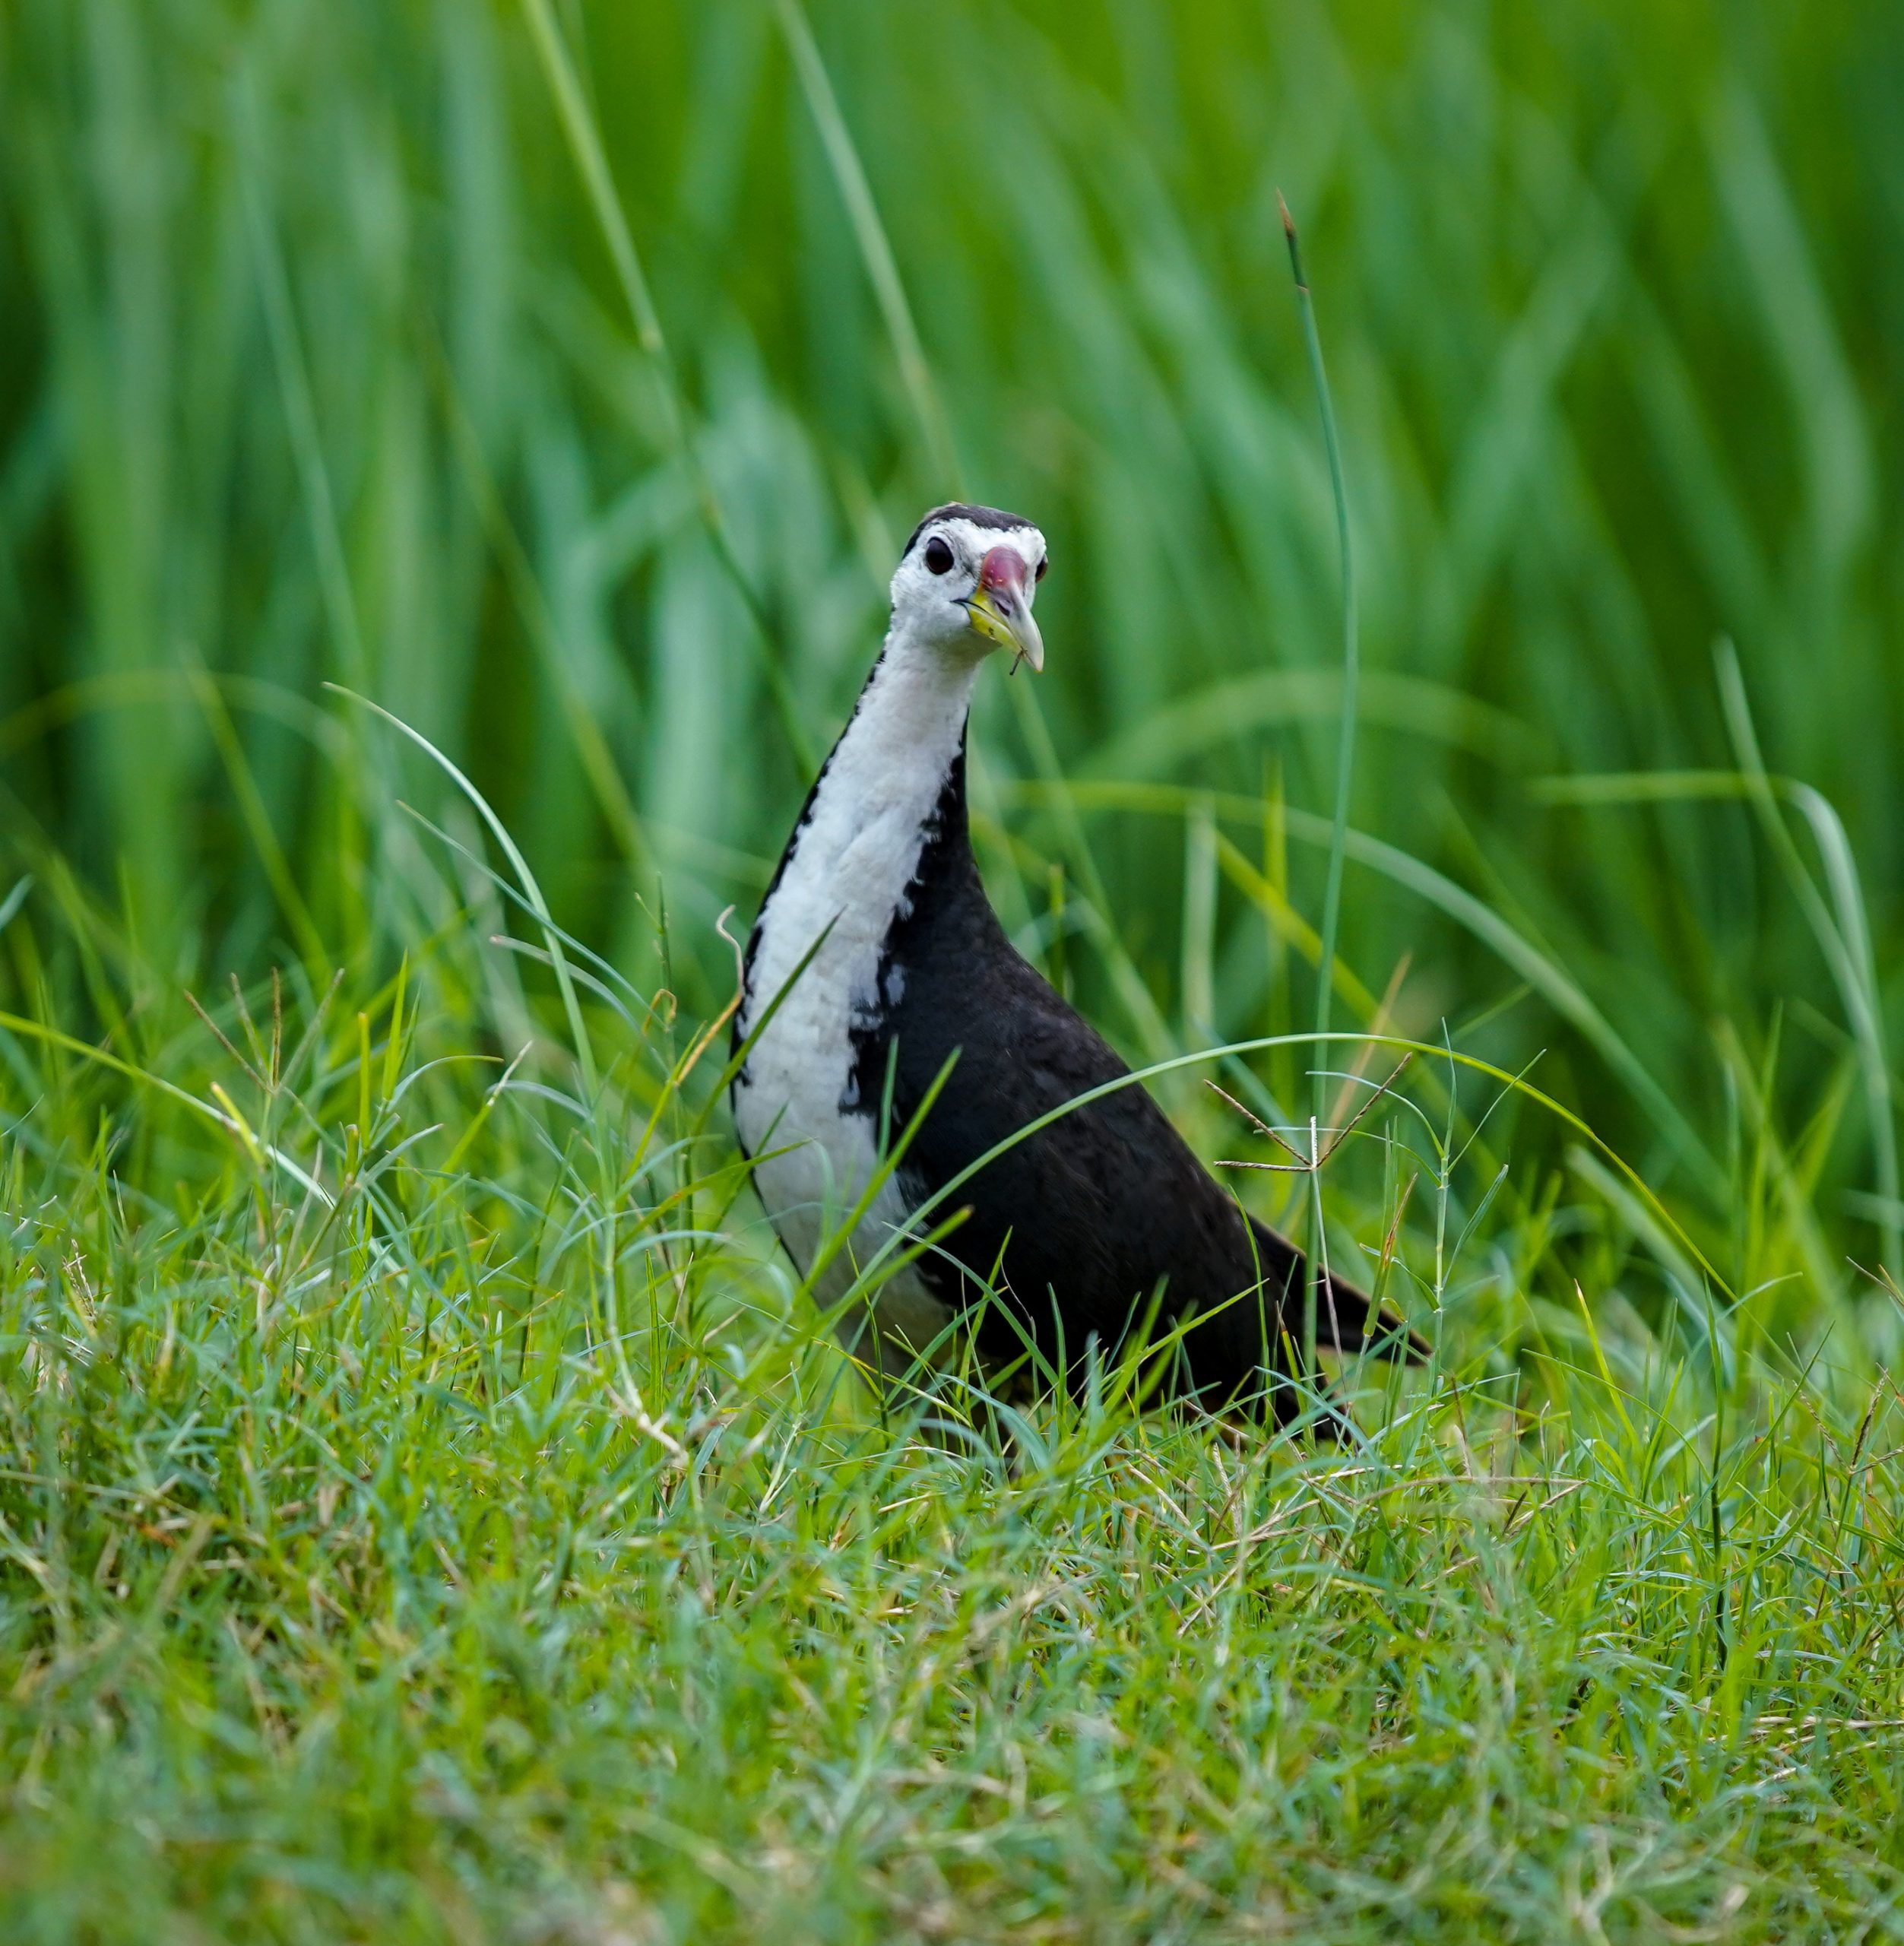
[517,0,816,774]
[774,0,964,495]
[1278,195,1358,1126]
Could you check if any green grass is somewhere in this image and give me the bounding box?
[2,916,1902,1941]
[5,0,1904,1937]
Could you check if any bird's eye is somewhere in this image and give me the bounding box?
[1035,554,1048,582]
[923,535,955,575]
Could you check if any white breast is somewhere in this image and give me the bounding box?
[732,639,980,1377]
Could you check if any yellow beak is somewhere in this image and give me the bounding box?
[962,578,1044,673]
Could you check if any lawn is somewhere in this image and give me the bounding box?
[4,1,1903,1940]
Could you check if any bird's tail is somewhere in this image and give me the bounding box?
[1174,1217,1426,1428]
[1243,1214,1425,1359]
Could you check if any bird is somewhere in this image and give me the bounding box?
[730,502,1420,1423]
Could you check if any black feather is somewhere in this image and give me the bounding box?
[844,734,1421,1422]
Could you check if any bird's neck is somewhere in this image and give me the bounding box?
[741,621,980,1030]
[824,627,981,838]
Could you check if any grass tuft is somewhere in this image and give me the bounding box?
[1,845,1902,1938]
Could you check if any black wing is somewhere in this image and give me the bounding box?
[857,770,1407,1412]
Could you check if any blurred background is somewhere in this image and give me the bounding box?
[3,0,1901,1330]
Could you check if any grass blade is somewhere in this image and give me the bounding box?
[1278,195,1358,1126]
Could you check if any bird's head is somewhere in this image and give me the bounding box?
[889,502,1047,674]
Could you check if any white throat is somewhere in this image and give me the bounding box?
[741,626,979,1041]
